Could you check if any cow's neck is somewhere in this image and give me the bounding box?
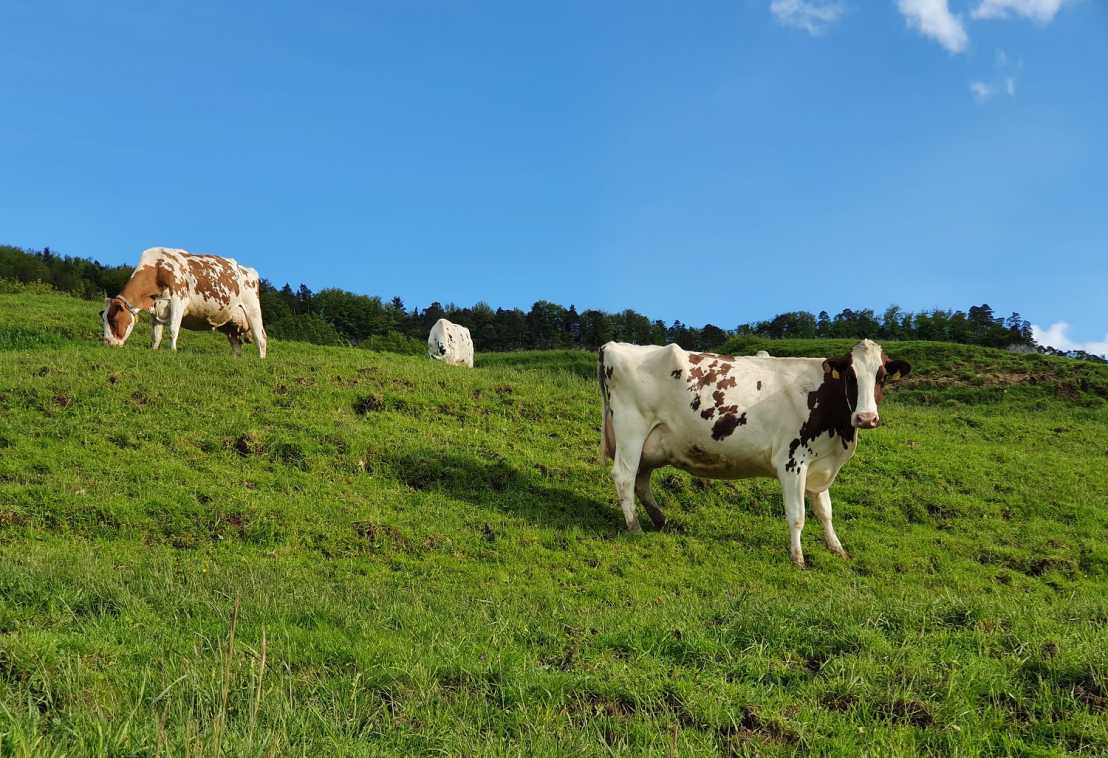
[799,373,856,452]
[117,266,160,312]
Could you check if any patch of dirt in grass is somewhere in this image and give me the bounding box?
[233,432,264,457]
[878,698,935,727]
[353,520,410,551]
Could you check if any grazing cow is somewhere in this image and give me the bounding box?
[598,339,910,566]
[427,318,474,368]
[101,247,267,358]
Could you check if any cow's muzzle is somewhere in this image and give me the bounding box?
[853,411,880,429]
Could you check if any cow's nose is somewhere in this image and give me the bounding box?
[853,411,879,428]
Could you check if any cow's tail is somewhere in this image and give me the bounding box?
[598,345,616,463]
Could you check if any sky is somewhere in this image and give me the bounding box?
[1,0,1105,354]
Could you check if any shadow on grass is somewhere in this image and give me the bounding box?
[382,448,619,534]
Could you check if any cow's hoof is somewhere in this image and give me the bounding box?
[833,548,852,561]
[790,553,806,569]
[627,523,644,535]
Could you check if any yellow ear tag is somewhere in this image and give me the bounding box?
[831,369,841,380]
[889,371,900,381]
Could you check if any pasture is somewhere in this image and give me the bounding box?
[0,291,1106,755]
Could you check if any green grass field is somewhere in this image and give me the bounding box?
[0,291,1106,756]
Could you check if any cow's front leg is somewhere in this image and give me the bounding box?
[808,489,849,559]
[778,464,808,567]
[168,301,184,351]
[151,321,164,350]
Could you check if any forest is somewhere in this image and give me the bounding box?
[2,243,1099,361]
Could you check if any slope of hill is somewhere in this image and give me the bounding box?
[0,291,1106,755]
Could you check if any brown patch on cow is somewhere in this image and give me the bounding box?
[688,353,705,365]
[712,389,726,407]
[670,369,682,379]
[188,255,240,305]
[717,375,736,391]
[697,369,719,388]
[690,395,701,411]
[711,411,747,441]
[701,407,715,420]
[757,380,762,391]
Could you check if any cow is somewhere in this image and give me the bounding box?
[101,247,267,358]
[598,339,910,566]
[427,318,474,368]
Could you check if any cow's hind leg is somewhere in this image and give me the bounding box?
[168,303,184,351]
[609,416,651,534]
[635,466,666,529]
[808,489,849,559]
[242,305,267,359]
[777,464,808,567]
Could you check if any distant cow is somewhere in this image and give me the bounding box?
[101,247,267,358]
[427,319,473,367]
[598,339,910,566]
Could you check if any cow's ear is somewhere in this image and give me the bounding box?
[885,359,911,381]
[822,357,849,381]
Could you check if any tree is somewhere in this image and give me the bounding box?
[700,324,726,350]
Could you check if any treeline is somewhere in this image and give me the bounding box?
[2,243,1102,361]
[259,282,729,352]
[0,245,132,299]
[735,306,1035,350]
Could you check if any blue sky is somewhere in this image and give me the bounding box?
[1,0,1105,353]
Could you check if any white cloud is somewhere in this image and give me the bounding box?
[969,80,995,101]
[769,0,846,35]
[1032,322,1108,358]
[898,0,968,54]
[972,0,1064,24]
[969,48,1021,103]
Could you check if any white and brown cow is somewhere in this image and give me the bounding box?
[598,339,910,566]
[101,247,267,358]
[427,318,474,368]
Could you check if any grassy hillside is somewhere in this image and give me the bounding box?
[0,291,1106,756]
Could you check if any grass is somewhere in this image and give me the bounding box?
[0,290,1106,755]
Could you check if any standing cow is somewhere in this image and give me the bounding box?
[101,247,267,358]
[598,339,910,566]
[427,318,474,368]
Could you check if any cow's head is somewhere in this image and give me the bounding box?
[822,339,911,429]
[101,296,140,347]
